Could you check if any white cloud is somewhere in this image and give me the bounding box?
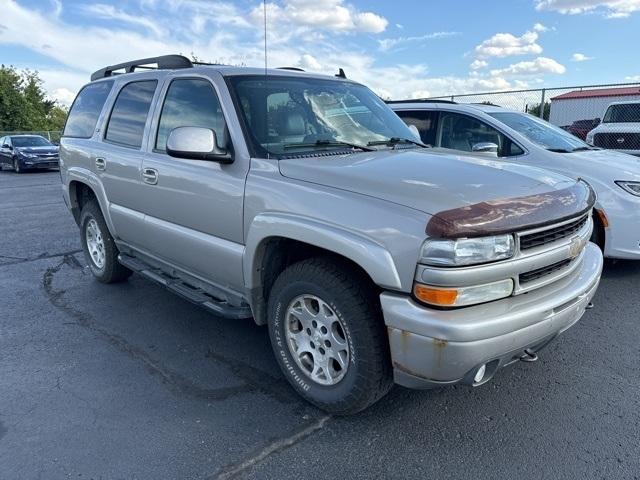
[250,0,388,34]
[625,75,640,81]
[474,28,543,59]
[490,57,566,76]
[571,52,594,61]
[535,0,640,18]
[378,31,459,52]
[81,4,164,36]
[470,59,489,70]
[533,22,549,31]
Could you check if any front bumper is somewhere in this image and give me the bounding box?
[381,242,603,389]
[21,159,59,169]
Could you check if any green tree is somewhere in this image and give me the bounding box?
[527,101,551,121]
[0,65,68,131]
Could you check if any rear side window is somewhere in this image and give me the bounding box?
[396,110,439,146]
[155,78,226,151]
[63,80,114,138]
[105,80,157,148]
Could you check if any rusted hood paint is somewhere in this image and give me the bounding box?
[426,181,596,239]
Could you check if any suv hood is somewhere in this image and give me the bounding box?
[279,148,576,215]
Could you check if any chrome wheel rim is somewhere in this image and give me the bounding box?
[285,294,350,386]
[85,218,105,269]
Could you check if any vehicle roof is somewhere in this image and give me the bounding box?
[6,134,47,138]
[389,101,506,114]
[90,64,360,85]
[605,100,640,106]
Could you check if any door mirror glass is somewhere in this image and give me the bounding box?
[166,127,231,163]
[2,144,10,149]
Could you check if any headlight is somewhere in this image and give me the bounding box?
[420,234,515,267]
[615,181,640,197]
[21,152,38,159]
[586,132,595,146]
[413,279,514,307]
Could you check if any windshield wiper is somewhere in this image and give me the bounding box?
[547,146,596,153]
[283,139,375,152]
[367,137,429,149]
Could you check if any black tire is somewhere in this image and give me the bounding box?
[267,257,393,415]
[13,158,22,174]
[79,200,132,283]
[590,214,605,252]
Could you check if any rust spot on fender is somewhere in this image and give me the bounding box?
[426,181,596,239]
[433,338,448,348]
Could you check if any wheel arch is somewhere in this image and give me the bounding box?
[67,171,115,235]
[244,213,402,325]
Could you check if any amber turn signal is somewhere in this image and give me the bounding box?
[413,284,458,306]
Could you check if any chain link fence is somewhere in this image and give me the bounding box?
[430,82,640,144]
[0,131,63,144]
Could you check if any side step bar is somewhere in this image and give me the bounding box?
[118,254,252,320]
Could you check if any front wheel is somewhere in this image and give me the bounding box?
[79,200,132,283]
[268,257,392,414]
[13,158,22,173]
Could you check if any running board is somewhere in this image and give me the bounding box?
[118,254,252,320]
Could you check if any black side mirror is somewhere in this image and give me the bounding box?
[166,127,232,164]
[2,144,11,149]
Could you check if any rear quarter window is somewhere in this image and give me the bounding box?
[63,80,114,138]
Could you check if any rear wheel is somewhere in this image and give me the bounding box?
[267,257,392,414]
[80,200,132,283]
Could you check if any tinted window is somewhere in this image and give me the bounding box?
[603,104,640,123]
[490,112,588,152]
[105,80,157,148]
[438,112,524,157]
[395,110,439,145]
[12,136,52,147]
[156,78,226,151]
[64,81,114,138]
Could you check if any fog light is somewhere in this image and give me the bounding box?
[474,364,486,383]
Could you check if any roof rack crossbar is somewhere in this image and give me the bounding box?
[90,55,193,81]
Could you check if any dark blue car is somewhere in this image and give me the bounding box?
[0,135,60,173]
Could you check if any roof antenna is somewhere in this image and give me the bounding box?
[336,68,347,79]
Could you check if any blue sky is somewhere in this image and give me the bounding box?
[1,0,640,104]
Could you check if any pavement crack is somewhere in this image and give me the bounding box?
[41,257,263,402]
[1,249,82,267]
[211,415,331,480]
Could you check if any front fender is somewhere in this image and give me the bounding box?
[243,212,403,291]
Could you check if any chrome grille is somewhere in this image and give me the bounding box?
[520,215,588,251]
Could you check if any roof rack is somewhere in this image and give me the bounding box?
[90,55,194,81]
[386,99,457,105]
[277,67,305,72]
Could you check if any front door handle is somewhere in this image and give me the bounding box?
[95,157,106,171]
[142,168,159,185]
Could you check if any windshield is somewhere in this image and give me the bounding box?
[228,75,417,157]
[490,112,590,152]
[603,104,640,123]
[12,136,52,148]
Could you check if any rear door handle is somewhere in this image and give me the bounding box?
[142,168,158,185]
[95,157,106,171]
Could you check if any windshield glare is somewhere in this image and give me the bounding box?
[229,75,416,157]
[490,112,589,151]
[603,104,640,123]
[12,136,52,148]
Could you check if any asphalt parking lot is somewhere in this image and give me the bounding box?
[1,170,639,480]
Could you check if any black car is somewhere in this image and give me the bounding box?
[0,135,60,173]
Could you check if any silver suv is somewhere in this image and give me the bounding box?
[60,55,603,414]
